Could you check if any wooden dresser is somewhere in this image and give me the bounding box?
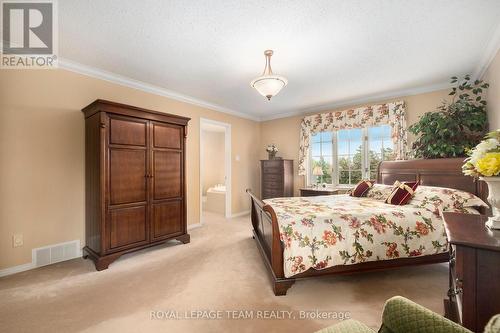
[82,100,190,270]
[443,212,500,332]
[300,188,340,197]
[261,159,293,199]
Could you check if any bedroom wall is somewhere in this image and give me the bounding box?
[484,48,500,130]
[259,89,452,196]
[0,69,261,270]
[201,130,226,194]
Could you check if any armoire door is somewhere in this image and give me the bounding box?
[106,115,150,252]
[150,121,184,241]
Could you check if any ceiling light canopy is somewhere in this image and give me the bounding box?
[250,50,288,101]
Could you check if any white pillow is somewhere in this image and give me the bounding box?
[366,183,396,201]
[409,185,488,215]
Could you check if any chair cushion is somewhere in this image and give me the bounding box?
[380,296,472,333]
[484,314,500,333]
[315,319,375,333]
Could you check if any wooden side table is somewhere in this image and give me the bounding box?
[443,212,500,332]
[299,188,340,197]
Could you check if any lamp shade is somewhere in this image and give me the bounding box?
[312,166,323,176]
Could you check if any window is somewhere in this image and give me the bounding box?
[367,125,395,180]
[309,125,394,186]
[311,131,333,184]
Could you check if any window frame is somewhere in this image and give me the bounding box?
[308,125,393,187]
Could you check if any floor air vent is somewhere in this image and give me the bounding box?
[33,240,81,267]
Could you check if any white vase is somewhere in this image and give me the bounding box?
[480,176,500,229]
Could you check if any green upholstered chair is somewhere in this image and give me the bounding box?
[316,296,500,333]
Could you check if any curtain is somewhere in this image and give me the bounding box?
[298,101,408,176]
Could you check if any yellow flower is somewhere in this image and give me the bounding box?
[476,152,500,177]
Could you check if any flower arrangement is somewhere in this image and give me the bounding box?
[266,144,278,159]
[462,130,500,178]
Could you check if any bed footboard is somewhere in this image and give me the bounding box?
[246,189,295,295]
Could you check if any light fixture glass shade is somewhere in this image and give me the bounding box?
[250,75,288,100]
[250,50,287,100]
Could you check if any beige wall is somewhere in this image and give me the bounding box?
[484,49,500,130]
[201,130,225,194]
[2,61,496,271]
[259,89,452,196]
[0,69,261,270]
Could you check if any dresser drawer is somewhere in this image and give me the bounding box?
[262,189,282,199]
[263,173,283,182]
[263,181,284,190]
[262,166,283,174]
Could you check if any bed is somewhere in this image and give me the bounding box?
[246,158,489,296]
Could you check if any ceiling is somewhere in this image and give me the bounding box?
[59,1,500,121]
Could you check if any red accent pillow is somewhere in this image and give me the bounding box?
[385,181,419,205]
[350,180,375,197]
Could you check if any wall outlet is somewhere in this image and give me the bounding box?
[12,234,23,248]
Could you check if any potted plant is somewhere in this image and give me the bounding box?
[266,144,278,160]
[463,130,500,229]
[409,75,489,158]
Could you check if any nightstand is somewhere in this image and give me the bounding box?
[443,212,500,332]
[299,188,340,197]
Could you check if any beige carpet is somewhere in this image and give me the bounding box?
[0,212,448,333]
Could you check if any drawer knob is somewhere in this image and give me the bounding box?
[449,250,456,266]
[447,287,463,297]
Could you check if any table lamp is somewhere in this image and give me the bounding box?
[312,166,323,187]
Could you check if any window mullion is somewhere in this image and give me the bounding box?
[363,127,368,179]
[332,131,337,186]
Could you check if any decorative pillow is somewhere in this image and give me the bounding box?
[350,180,375,197]
[409,185,488,215]
[366,183,398,201]
[385,181,419,205]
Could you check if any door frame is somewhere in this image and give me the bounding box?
[199,118,232,223]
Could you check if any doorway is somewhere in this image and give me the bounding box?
[199,118,231,223]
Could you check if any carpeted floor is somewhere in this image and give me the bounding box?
[0,212,449,333]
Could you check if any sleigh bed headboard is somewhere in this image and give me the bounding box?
[378,158,489,207]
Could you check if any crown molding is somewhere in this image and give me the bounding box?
[473,21,500,80]
[260,81,451,121]
[58,58,261,122]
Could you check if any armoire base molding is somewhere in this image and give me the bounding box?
[83,233,190,270]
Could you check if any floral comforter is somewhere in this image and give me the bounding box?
[264,195,450,278]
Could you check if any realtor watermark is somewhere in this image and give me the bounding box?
[1,0,58,69]
[150,309,351,321]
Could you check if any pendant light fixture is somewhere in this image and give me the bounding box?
[250,50,288,100]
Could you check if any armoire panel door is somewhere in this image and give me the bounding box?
[153,150,182,199]
[108,205,148,250]
[109,149,148,205]
[151,200,183,241]
[153,123,182,149]
[109,116,147,146]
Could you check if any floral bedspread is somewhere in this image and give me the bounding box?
[264,195,449,278]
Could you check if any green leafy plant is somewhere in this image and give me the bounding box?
[409,75,489,158]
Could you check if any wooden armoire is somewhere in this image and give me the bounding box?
[82,100,190,270]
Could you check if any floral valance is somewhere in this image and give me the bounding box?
[298,101,408,176]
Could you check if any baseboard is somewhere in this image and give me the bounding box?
[0,240,82,278]
[0,262,35,278]
[187,223,203,230]
[230,210,250,218]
